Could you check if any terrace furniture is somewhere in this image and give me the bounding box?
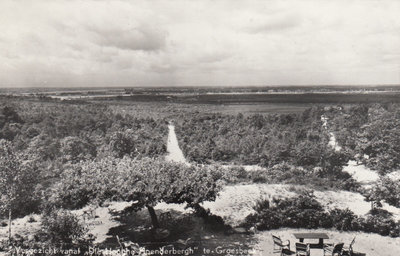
[295,242,310,256]
[293,233,329,249]
[323,243,344,256]
[272,235,291,256]
[341,237,356,256]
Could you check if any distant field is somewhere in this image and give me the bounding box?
[87,92,400,104]
[174,92,400,104]
[91,91,400,115]
[192,103,313,115]
[3,88,400,116]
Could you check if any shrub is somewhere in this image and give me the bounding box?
[193,204,230,232]
[362,208,398,237]
[247,163,361,193]
[329,208,359,231]
[266,163,309,183]
[216,166,248,184]
[247,200,282,230]
[276,195,327,229]
[245,195,329,230]
[249,170,269,183]
[40,209,91,247]
[245,195,400,237]
[364,177,400,208]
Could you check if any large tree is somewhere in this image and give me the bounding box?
[49,157,222,228]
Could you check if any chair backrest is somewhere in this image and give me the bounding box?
[333,243,344,253]
[350,237,356,247]
[272,235,283,247]
[348,237,356,251]
[296,242,308,252]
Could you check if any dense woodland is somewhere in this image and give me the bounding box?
[0,98,400,253]
[174,103,400,172]
[175,107,335,167]
[0,99,170,244]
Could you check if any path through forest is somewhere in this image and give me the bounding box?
[322,114,383,185]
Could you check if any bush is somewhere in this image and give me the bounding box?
[216,166,248,184]
[193,204,230,232]
[247,163,361,193]
[249,170,269,183]
[247,200,282,230]
[0,210,94,255]
[245,194,400,237]
[364,177,400,208]
[266,163,309,183]
[40,209,92,247]
[245,194,329,231]
[362,208,398,237]
[329,208,359,231]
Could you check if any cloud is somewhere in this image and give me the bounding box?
[87,24,167,51]
[245,14,302,34]
[0,0,399,87]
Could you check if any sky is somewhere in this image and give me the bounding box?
[0,0,399,87]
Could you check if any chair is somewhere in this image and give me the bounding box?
[323,243,344,256]
[342,237,356,256]
[272,235,291,256]
[295,242,310,256]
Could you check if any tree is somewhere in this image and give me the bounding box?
[49,157,222,229]
[60,136,96,163]
[119,158,222,228]
[0,140,36,243]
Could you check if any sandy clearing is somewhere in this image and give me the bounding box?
[202,184,297,227]
[313,190,400,221]
[154,202,193,214]
[73,201,131,243]
[0,214,41,241]
[343,161,380,185]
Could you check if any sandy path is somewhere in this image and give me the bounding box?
[165,123,188,164]
[321,115,341,151]
[323,115,399,185]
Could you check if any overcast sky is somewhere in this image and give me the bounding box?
[0,0,399,87]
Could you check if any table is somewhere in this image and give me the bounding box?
[293,233,329,249]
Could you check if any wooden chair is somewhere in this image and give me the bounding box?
[295,242,310,256]
[342,237,356,256]
[272,235,291,256]
[323,243,344,256]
